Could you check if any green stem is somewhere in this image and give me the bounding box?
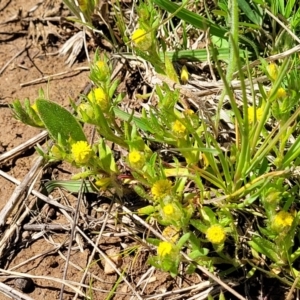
[215,0,239,129]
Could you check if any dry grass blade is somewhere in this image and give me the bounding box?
[58,207,144,300]
[0,156,43,228]
[0,131,47,163]
[59,31,85,67]
[0,169,74,212]
[0,268,89,298]
[73,198,115,300]
[0,281,34,300]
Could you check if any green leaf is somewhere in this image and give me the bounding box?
[164,54,179,83]
[44,180,97,194]
[10,99,44,128]
[176,232,190,249]
[238,0,262,25]
[153,0,227,38]
[248,237,281,263]
[189,249,209,259]
[36,99,86,143]
[98,139,118,174]
[190,219,207,233]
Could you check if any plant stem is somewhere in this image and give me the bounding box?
[215,0,239,130]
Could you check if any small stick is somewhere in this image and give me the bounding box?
[265,8,300,44]
[0,170,74,213]
[0,281,34,300]
[23,223,70,231]
[0,157,43,228]
[0,43,31,76]
[0,131,47,163]
[20,66,89,87]
[233,44,300,78]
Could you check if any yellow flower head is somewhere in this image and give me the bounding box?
[206,224,226,244]
[132,28,147,43]
[267,63,278,81]
[95,60,110,80]
[247,106,264,123]
[272,211,294,231]
[162,226,180,243]
[163,203,175,216]
[184,109,194,116]
[131,28,152,51]
[88,87,109,112]
[172,120,186,135]
[71,141,92,164]
[180,65,189,84]
[276,87,286,98]
[128,150,145,168]
[78,0,87,11]
[95,177,111,190]
[151,179,172,199]
[51,144,63,160]
[157,241,173,257]
[128,150,142,164]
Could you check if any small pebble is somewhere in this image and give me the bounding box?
[14,277,34,293]
[22,231,30,240]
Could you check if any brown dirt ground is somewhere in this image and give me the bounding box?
[0,1,293,299]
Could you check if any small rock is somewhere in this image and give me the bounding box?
[14,277,34,293]
[104,248,122,275]
[22,231,30,240]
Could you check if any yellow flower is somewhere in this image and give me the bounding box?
[272,211,294,230]
[132,28,147,44]
[78,0,87,11]
[95,60,110,80]
[129,150,142,164]
[95,177,111,190]
[180,65,189,84]
[71,141,92,164]
[276,87,286,98]
[157,241,173,257]
[128,150,144,168]
[206,224,226,244]
[267,63,278,81]
[151,179,172,199]
[247,106,264,123]
[162,226,180,243]
[184,109,194,116]
[172,120,186,135]
[51,144,63,160]
[88,87,109,111]
[163,203,174,216]
[131,28,152,51]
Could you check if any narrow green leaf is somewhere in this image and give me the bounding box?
[153,0,227,38]
[248,237,281,263]
[164,54,179,83]
[238,0,262,25]
[44,180,96,193]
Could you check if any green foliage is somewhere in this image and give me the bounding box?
[10,0,300,292]
[36,99,87,144]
